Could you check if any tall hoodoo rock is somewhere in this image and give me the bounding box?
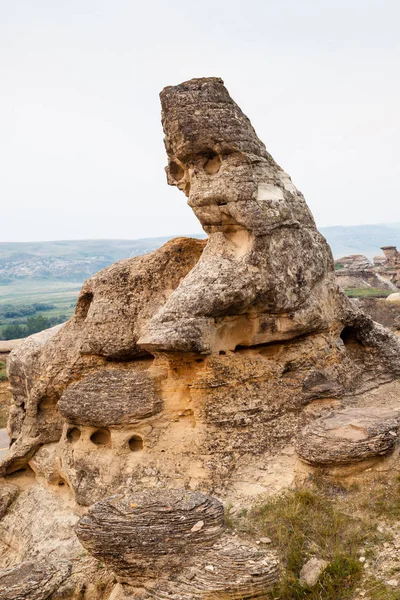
[139,77,342,354]
[1,77,400,599]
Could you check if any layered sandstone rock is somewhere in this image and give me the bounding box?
[336,247,400,294]
[0,560,71,600]
[296,407,400,466]
[139,78,343,354]
[335,255,372,270]
[76,489,279,598]
[1,77,400,599]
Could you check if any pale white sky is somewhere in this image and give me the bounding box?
[1,0,399,242]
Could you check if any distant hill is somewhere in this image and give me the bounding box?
[319,223,400,259]
[1,225,400,284]
[0,237,204,282]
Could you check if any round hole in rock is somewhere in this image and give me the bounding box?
[204,152,222,175]
[90,429,111,447]
[67,427,81,443]
[169,160,185,182]
[128,435,143,452]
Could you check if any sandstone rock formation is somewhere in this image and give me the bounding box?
[1,77,400,599]
[335,255,372,271]
[381,246,400,267]
[0,560,71,600]
[296,407,400,466]
[351,297,400,332]
[335,247,400,295]
[76,489,279,598]
[139,78,343,354]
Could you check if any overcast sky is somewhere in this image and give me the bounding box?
[1,0,399,242]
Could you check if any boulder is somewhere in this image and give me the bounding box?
[76,489,225,583]
[0,561,71,600]
[386,293,400,302]
[58,366,163,427]
[76,489,279,598]
[299,557,328,587]
[296,407,400,466]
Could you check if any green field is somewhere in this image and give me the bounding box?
[0,279,82,338]
[344,287,393,299]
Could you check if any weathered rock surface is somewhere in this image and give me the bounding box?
[76,489,279,598]
[335,255,371,270]
[0,560,71,600]
[296,407,400,466]
[76,490,225,583]
[0,483,18,520]
[0,238,203,477]
[58,366,163,427]
[2,77,400,599]
[139,77,343,354]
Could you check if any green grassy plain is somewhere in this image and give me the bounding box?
[0,279,82,337]
[345,288,393,299]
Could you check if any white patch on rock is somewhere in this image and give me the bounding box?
[257,184,284,202]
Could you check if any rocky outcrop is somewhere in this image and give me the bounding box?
[0,560,71,600]
[1,77,400,599]
[335,269,396,292]
[352,297,400,331]
[139,77,343,354]
[296,407,400,466]
[0,238,204,477]
[76,489,279,598]
[335,255,371,270]
[0,483,18,520]
[336,247,400,294]
[381,246,400,267]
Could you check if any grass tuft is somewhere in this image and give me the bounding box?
[225,476,400,599]
[247,487,365,599]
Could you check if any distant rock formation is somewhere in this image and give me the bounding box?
[335,246,400,294]
[335,255,372,270]
[381,246,400,267]
[2,78,400,598]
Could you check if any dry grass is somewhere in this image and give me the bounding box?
[226,475,400,599]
